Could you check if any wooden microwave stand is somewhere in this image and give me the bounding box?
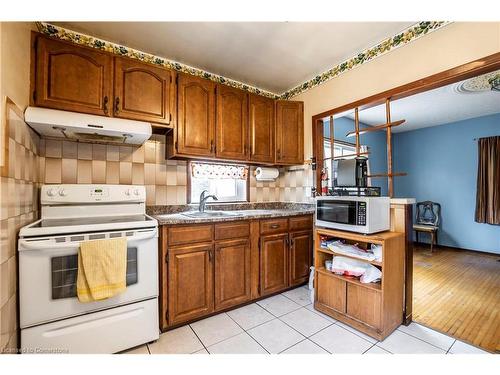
[314,227,405,341]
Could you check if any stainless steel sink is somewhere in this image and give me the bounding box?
[181,210,243,218]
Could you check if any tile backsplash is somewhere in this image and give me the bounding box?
[0,104,40,353]
[39,134,313,205]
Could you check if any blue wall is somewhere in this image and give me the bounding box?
[324,117,388,195]
[393,113,500,254]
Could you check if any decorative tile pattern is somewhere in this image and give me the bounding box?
[39,135,188,205]
[35,22,278,99]
[280,21,450,99]
[35,21,450,100]
[0,100,40,354]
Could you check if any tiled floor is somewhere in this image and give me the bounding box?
[123,286,491,354]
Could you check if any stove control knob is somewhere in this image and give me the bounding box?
[133,189,140,196]
[125,189,132,196]
[59,189,67,197]
[46,188,56,197]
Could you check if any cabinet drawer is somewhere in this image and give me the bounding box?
[215,221,250,241]
[289,215,313,232]
[346,284,382,330]
[260,218,288,235]
[168,225,213,246]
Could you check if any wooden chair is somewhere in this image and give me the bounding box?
[413,201,441,252]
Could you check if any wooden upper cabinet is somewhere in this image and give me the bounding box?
[249,94,275,164]
[216,85,248,160]
[113,57,173,125]
[34,36,112,116]
[214,239,251,311]
[168,243,214,325]
[275,100,304,165]
[176,73,216,157]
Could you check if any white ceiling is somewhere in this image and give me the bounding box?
[343,72,500,132]
[53,22,415,94]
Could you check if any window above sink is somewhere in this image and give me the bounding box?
[188,161,249,203]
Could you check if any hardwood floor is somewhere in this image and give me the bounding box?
[413,244,500,353]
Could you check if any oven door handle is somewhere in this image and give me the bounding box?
[18,230,158,251]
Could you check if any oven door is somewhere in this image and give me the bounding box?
[316,199,358,225]
[18,227,158,328]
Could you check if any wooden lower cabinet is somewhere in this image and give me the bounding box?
[314,228,405,340]
[346,284,382,330]
[161,215,313,330]
[260,234,289,296]
[289,231,312,286]
[316,270,346,313]
[167,243,214,325]
[215,239,251,311]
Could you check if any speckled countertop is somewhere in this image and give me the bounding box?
[147,202,315,225]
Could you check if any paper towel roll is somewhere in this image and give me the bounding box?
[255,167,279,181]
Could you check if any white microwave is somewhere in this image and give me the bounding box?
[315,196,390,234]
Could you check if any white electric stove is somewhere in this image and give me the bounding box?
[18,184,159,354]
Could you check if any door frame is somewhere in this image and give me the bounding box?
[309,51,500,326]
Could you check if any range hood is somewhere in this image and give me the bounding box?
[25,107,152,145]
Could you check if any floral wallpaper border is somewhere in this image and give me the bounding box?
[279,21,451,99]
[36,21,450,100]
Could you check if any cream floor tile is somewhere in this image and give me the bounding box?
[397,323,455,351]
[281,286,312,306]
[190,313,243,347]
[309,324,373,354]
[192,348,209,354]
[247,319,304,354]
[226,303,274,330]
[121,344,150,354]
[364,345,391,354]
[256,294,301,317]
[148,326,203,354]
[280,308,333,337]
[281,339,328,354]
[207,332,267,354]
[448,340,489,354]
[378,330,445,354]
[335,321,378,344]
[304,304,337,323]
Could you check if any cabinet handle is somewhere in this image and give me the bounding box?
[277,149,281,159]
[290,238,294,247]
[103,96,109,115]
[208,250,213,262]
[270,224,279,229]
[114,97,120,115]
[210,140,215,153]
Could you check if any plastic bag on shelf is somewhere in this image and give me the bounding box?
[371,244,383,262]
[327,240,376,261]
[330,256,381,284]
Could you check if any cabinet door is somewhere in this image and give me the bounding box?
[35,36,112,116]
[113,57,173,125]
[214,239,251,311]
[346,284,382,330]
[168,243,214,325]
[176,73,216,157]
[289,231,312,287]
[216,85,248,160]
[275,101,304,165]
[260,234,288,296]
[249,94,274,163]
[316,271,346,313]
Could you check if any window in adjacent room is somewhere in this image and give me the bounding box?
[188,161,249,203]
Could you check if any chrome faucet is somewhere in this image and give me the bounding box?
[199,190,218,213]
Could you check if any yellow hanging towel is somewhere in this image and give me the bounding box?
[76,237,127,303]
